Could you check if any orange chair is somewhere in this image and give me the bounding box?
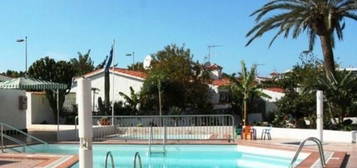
[242,125,252,140]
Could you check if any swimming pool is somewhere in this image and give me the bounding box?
[20,144,307,168]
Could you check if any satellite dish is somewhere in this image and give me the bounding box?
[143,55,152,70]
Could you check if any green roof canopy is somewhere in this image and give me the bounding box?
[0,77,67,90]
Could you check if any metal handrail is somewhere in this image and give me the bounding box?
[0,122,48,145]
[1,122,47,153]
[2,134,26,152]
[289,137,326,168]
[105,151,115,168]
[133,152,142,168]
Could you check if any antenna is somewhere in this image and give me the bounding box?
[207,45,222,63]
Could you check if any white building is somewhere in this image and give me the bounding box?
[71,68,146,111]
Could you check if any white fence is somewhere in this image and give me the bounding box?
[89,114,235,141]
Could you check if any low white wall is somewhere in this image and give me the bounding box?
[58,125,116,141]
[253,126,355,143]
[26,92,55,128]
[0,90,27,130]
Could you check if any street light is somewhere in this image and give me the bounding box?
[16,36,28,74]
[126,51,135,65]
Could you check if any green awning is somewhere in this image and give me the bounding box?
[0,77,67,90]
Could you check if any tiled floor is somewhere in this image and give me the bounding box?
[0,153,78,168]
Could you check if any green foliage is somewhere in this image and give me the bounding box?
[118,87,141,115]
[140,44,212,114]
[272,53,357,130]
[70,49,94,76]
[28,57,76,121]
[127,62,145,72]
[0,70,25,78]
[273,91,316,128]
[317,70,357,128]
[228,60,270,125]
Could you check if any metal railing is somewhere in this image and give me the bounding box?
[91,114,235,142]
[289,137,326,168]
[0,122,47,152]
[105,151,115,168]
[133,152,142,168]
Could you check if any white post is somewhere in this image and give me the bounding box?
[56,89,60,141]
[316,90,323,143]
[77,78,93,168]
[111,40,115,126]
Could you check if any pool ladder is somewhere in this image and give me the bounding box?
[289,137,326,168]
[105,151,115,168]
[148,125,166,155]
[133,152,143,168]
[105,151,143,168]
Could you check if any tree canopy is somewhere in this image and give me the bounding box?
[28,57,76,119]
[70,49,94,76]
[140,44,212,114]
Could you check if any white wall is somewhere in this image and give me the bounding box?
[208,85,219,105]
[26,92,55,128]
[71,72,144,111]
[0,90,27,130]
[261,89,285,113]
[253,126,355,143]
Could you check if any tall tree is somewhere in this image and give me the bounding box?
[140,44,212,114]
[229,61,269,126]
[28,57,76,120]
[246,0,357,75]
[70,49,94,76]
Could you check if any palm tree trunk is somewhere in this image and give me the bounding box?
[243,99,248,126]
[319,34,336,76]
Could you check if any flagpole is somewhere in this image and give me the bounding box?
[111,39,115,126]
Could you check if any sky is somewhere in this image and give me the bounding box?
[0,0,356,76]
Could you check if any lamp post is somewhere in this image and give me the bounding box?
[126,52,135,65]
[16,36,28,74]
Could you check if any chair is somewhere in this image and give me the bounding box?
[235,127,242,138]
[242,126,256,140]
[261,126,272,140]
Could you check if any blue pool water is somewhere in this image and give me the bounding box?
[20,144,302,168]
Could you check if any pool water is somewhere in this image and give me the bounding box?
[20,144,303,168]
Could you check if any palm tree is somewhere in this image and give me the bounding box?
[246,0,357,75]
[229,61,270,126]
[317,71,357,126]
[119,87,141,115]
[70,49,94,76]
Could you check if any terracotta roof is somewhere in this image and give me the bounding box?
[265,87,285,93]
[112,68,147,79]
[80,68,147,79]
[211,78,231,86]
[82,69,103,77]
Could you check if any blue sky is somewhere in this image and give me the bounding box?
[0,0,356,76]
